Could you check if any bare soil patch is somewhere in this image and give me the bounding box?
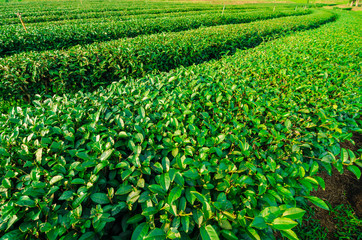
[309,132,362,239]
[324,4,362,11]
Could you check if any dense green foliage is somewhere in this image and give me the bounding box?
[0,9,309,56]
[0,7,219,25]
[0,10,335,102]
[0,1,361,237]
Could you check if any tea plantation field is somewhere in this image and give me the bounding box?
[0,0,361,240]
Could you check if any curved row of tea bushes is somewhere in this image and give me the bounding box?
[0,6,224,25]
[1,7,258,29]
[0,11,360,240]
[0,1,267,19]
[0,9,309,57]
[0,4,246,19]
[0,1,224,18]
[0,10,335,102]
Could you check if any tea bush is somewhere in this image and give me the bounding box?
[0,10,360,240]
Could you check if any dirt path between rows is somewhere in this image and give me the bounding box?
[310,132,362,239]
[323,4,362,11]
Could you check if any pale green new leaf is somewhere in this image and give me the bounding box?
[200,225,219,240]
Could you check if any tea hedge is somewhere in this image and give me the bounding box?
[0,1,268,19]
[5,8,251,28]
[0,10,335,103]
[0,1,220,17]
[0,9,310,57]
[0,6,223,25]
[0,11,360,240]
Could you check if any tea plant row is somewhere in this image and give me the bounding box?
[0,9,309,57]
[0,10,335,103]
[0,6,223,25]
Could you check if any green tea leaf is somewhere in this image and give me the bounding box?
[282,208,306,219]
[149,184,166,195]
[340,148,349,163]
[246,227,261,240]
[220,230,238,240]
[116,185,133,195]
[347,165,361,179]
[168,186,182,203]
[99,149,113,161]
[16,196,36,207]
[200,225,219,240]
[90,193,110,204]
[59,191,74,200]
[160,173,171,191]
[127,214,144,224]
[79,232,95,240]
[181,216,190,233]
[144,228,166,240]
[131,222,149,240]
[50,175,63,185]
[0,230,25,240]
[305,196,329,210]
[280,229,299,240]
[250,216,267,229]
[272,217,298,230]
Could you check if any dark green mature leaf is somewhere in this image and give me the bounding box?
[78,232,96,240]
[347,165,361,179]
[168,186,182,203]
[90,193,110,204]
[76,151,91,161]
[0,230,25,240]
[181,216,190,233]
[16,196,36,207]
[142,207,158,216]
[2,179,11,188]
[59,191,74,200]
[250,216,267,229]
[144,228,166,240]
[193,209,204,228]
[71,178,86,185]
[220,230,238,240]
[131,223,149,240]
[127,214,145,224]
[116,185,133,195]
[149,185,167,195]
[72,193,88,208]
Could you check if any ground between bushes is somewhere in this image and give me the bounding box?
[307,132,362,239]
